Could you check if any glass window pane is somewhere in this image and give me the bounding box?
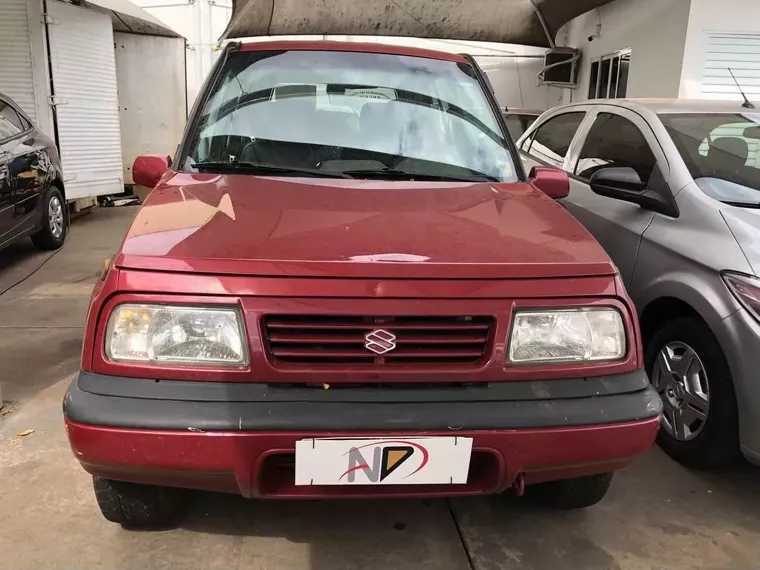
[609,57,620,100]
[588,61,599,100]
[528,112,586,167]
[600,58,611,98]
[185,50,517,182]
[575,113,656,184]
[661,112,760,196]
[0,101,23,141]
[617,53,630,98]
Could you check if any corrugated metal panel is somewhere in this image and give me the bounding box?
[702,33,760,101]
[47,1,123,199]
[0,0,38,122]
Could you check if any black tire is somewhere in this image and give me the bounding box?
[644,316,739,468]
[31,186,67,251]
[93,477,180,528]
[525,473,613,509]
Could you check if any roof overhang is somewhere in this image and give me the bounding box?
[79,0,183,38]
[222,0,613,47]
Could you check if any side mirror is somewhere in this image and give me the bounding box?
[133,154,172,189]
[589,166,672,214]
[529,166,569,199]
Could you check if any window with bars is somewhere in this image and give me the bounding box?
[588,50,631,100]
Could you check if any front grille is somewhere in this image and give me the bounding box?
[263,315,493,365]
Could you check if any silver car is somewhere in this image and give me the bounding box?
[518,99,760,468]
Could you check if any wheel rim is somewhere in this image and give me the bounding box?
[49,196,64,239]
[651,341,710,441]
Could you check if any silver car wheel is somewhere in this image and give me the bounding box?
[49,195,64,239]
[651,341,710,442]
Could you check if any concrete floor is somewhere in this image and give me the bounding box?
[1,206,759,570]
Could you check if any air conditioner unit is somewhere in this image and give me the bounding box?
[541,48,580,87]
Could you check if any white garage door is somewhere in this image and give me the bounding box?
[47,0,123,199]
[0,0,37,123]
[702,33,760,101]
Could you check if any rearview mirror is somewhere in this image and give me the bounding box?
[133,154,172,189]
[590,166,673,215]
[529,166,569,199]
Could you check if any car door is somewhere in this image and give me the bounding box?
[0,98,45,235]
[0,100,25,246]
[562,108,669,288]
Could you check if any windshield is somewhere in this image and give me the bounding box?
[660,112,760,203]
[180,49,517,182]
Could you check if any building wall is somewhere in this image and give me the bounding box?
[679,0,760,99]
[114,33,188,185]
[560,0,692,103]
[131,0,232,106]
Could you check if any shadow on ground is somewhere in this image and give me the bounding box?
[164,453,760,570]
[0,207,137,403]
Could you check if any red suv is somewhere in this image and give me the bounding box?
[64,41,660,527]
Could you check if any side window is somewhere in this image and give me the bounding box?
[526,112,585,167]
[575,112,657,184]
[0,101,23,141]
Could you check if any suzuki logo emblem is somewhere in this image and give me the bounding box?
[364,329,397,355]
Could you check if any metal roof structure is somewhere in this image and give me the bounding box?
[79,0,182,38]
[221,0,614,47]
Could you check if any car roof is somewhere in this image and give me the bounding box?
[236,40,469,63]
[559,98,759,115]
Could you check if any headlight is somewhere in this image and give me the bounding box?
[106,304,247,366]
[723,272,760,320]
[508,308,626,364]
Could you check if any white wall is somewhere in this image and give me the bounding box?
[560,0,692,103]
[131,0,232,106]
[680,0,760,99]
[114,32,188,184]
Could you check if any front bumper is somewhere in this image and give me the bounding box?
[64,371,661,498]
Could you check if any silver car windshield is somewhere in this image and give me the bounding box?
[661,113,760,201]
[181,50,516,182]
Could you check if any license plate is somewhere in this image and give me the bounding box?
[294,437,473,486]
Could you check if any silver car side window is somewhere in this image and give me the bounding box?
[526,112,586,168]
[575,112,657,186]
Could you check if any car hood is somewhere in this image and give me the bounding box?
[721,207,760,276]
[116,173,615,279]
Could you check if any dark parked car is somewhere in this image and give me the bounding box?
[63,41,660,527]
[0,92,66,252]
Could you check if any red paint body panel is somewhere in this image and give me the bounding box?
[115,174,614,280]
[69,39,656,503]
[235,40,470,63]
[66,417,659,498]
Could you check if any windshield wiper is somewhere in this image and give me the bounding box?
[339,168,498,182]
[192,161,353,179]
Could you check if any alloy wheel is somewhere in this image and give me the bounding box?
[49,195,64,239]
[651,341,710,441]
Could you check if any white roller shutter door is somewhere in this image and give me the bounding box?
[47,0,123,199]
[702,33,760,101]
[0,0,38,123]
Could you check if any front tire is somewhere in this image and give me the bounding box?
[93,477,180,528]
[31,186,67,250]
[525,473,613,509]
[645,317,739,468]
